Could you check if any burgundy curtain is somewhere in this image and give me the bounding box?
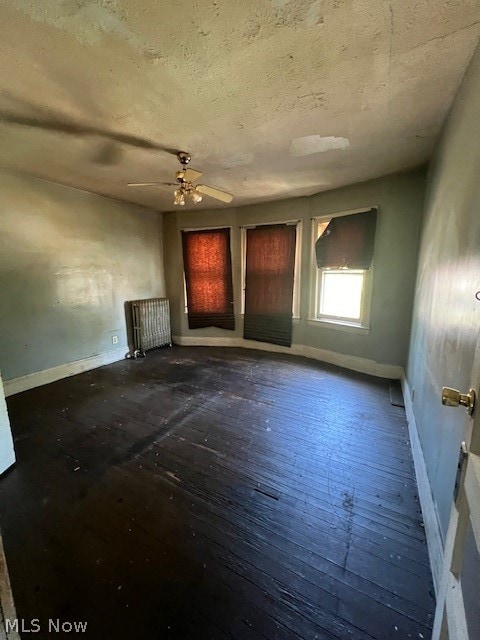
[244,224,297,346]
[182,228,235,330]
[315,209,377,269]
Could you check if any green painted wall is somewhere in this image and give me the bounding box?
[407,42,480,537]
[0,172,165,382]
[164,170,425,368]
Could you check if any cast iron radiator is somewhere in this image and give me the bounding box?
[130,298,172,357]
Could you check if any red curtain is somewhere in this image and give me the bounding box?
[182,228,235,330]
[244,224,297,346]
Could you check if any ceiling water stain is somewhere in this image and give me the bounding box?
[220,152,255,168]
[289,135,350,156]
[305,1,324,27]
[11,0,161,59]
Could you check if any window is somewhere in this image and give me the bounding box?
[242,223,298,347]
[241,221,302,318]
[311,209,377,328]
[318,269,365,320]
[181,227,235,330]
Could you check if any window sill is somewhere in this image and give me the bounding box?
[307,318,370,335]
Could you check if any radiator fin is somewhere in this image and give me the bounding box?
[131,298,172,354]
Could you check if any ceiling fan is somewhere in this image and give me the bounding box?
[127,152,233,205]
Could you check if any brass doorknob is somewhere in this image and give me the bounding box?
[441,387,476,416]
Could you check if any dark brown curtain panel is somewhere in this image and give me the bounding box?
[315,208,377,269]
[182,228,235,330]
[244,224,297,347]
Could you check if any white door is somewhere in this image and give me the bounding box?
[432,337,480,639]
[0,373,15,475]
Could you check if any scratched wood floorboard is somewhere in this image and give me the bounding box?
[0,346,435,639]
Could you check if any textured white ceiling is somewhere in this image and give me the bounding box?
[0,0,479,211]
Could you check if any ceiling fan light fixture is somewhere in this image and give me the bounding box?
[190,189,203,204]
[173,188,186,206]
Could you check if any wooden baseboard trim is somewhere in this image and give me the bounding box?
[3,348,127,397]
[3,337,403,396]
[401,376,444,594]
[172,335,404,379]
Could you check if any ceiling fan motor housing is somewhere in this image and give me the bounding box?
[177,151,191,166]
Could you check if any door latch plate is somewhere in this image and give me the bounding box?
[454,441,469,503]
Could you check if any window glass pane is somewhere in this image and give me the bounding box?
[319,271,363,319]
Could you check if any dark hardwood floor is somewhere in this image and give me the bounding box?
[0,347,435,639]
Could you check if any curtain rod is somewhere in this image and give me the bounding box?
[180,225,233,232]
[310,206,378,221]
[239,219,301,229]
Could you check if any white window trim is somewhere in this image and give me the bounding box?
[240,220,302,318]
[310,208,377,331]
[307,318,370,336]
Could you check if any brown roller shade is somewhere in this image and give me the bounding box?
[244,224,297,347]
[315,209,377,269]
[182,228,235,330]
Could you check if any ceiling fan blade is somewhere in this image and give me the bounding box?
[127,182,177,187]
[183,168,202,182]
[196,184,233,204]
[0,110,179,157]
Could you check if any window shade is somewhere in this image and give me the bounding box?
[182,228,235,330]
[315,209,377,269]
[244,224,297,347]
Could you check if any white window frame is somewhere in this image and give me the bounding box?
[310,208,376,331]
[240,220,302,319]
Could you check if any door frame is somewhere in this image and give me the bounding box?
[431,338,480,640]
